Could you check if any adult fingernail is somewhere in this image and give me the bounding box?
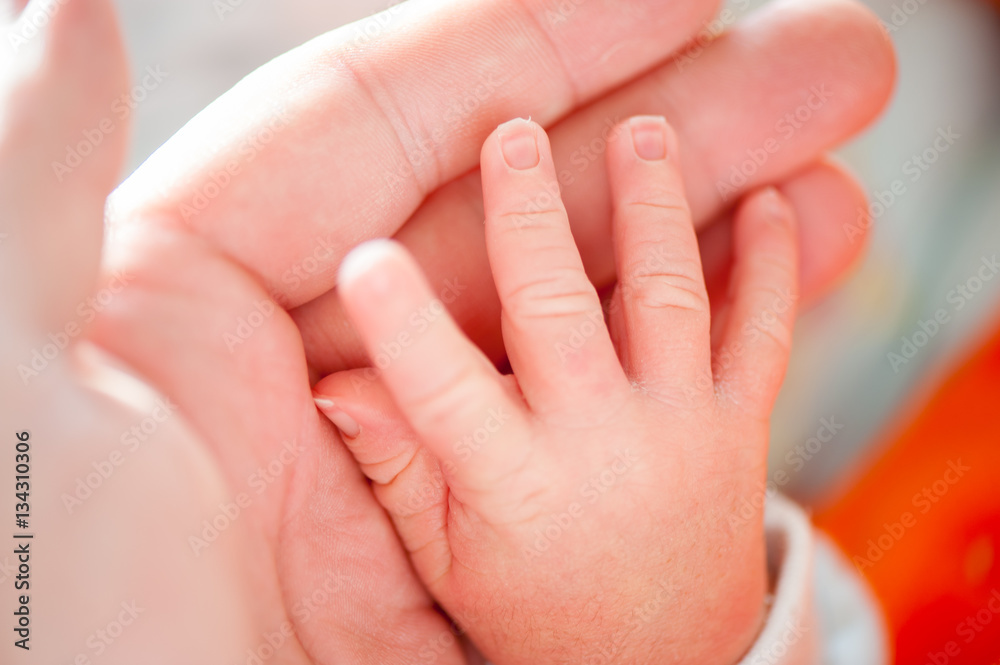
[630,116,668,161]
[500,119,540,170]
[314,396,361,439]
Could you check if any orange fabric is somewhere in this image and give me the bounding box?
[816,319,1000,665]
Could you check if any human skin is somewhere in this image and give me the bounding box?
[315,117,800,665]
[106,0,896,375]
[0,0,893,663]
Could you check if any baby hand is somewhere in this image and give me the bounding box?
[315,117,799,665]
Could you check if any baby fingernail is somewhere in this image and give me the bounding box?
[760,187,794,228]
[630,116,668,161]
[500,119,540,170]
[762,186,786,213]
[314,396,361,439]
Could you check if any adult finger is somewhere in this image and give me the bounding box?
[108,0,722,306]
[295,0,892,374]
[296,157,872,375]
[0,0,129,335]
[704,157,871,349]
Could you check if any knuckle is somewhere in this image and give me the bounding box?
[632,285,708,314]
[754,321,794,354]
[621,261,708,315]
[503,270,598,321]
[731,358,789,410]
[406,365,481,432]
[748,252,797,279]
[740,305,794,354]
[623,194,691,220]
[496,207,567,233]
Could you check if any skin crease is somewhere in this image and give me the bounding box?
[316,118,800,665]
[0,2,893,665]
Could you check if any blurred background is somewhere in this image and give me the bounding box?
[109,0,1000,661]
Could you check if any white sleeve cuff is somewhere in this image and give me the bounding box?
[737,495,889,665]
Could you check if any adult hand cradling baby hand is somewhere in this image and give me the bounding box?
[314,117,800,665]
[0,0,894,663]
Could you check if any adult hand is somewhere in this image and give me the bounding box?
[106,0,895,376]
[2,2,465,664]
[0,0,894,663]
[97,0,893,660]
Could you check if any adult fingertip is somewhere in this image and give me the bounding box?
[770,0,898,123]
[778,158,870,305]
